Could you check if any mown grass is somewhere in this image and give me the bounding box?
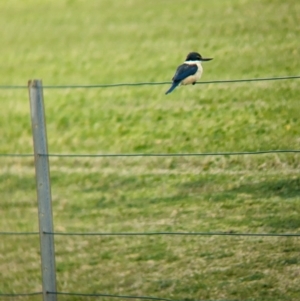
[0,0,300,300]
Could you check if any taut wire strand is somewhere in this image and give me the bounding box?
[0,232,39,235]
[45,231,300,237]
[49,291,253,301]
[0,292,42,297]
[0,75,300,89]
[43,149,300,158]
[0,149,299,158]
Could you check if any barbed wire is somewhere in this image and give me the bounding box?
[0,75,300,90]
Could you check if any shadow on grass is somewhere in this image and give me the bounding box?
[227,177,300,230]
[227,177,300,199]
[181,177,300,200]
[180,176,300,231]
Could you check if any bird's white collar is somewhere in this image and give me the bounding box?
[184,60,201,65]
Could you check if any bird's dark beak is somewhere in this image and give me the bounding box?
[201,58,213,61]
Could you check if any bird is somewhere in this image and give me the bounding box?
[165,52,213,94]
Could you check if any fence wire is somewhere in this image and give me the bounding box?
[0,153,33,157]
[0,292,42,297]
[49,291,241,301]
[1,75,300,300]
[0,75,300,90]
[43,149,300,158]
[0,291,243,301]
[45,231,300,237]
[50,291,176,301]
[1,149,300,158]
[0,232,39,235]
[0,231,299,237]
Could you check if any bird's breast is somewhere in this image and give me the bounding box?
[181,75,199,85]
[181,65,203,85]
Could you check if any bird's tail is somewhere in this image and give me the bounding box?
[165,81,180,95]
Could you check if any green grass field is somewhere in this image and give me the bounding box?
[0,0,300,300]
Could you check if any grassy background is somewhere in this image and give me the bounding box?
[0,0,300,300]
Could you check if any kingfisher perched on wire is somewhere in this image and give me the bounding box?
[165,52,213,94]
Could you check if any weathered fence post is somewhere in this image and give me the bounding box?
[28,80,57,301]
